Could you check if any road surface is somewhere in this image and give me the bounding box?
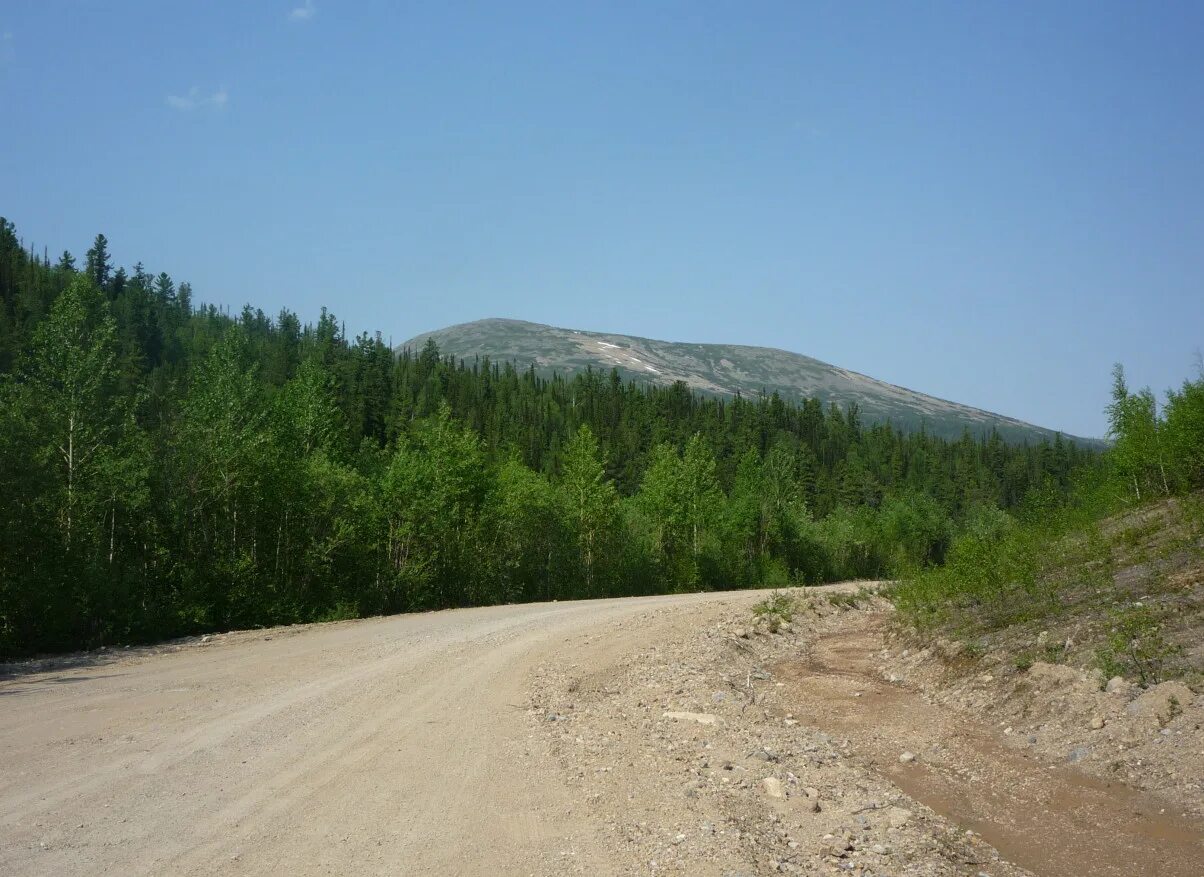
[0,591,767,876]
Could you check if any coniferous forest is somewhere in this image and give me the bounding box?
[0,220,1097,657]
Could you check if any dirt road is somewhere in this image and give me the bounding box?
[0,592,772,876]
[2,588,1200,876]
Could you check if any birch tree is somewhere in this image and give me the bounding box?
[559,425,618,596]
[1107,364,1168,500]
[26,275,127,551]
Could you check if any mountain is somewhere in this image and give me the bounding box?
[402,318,1097,445]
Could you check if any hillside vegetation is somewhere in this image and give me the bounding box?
[403,319,1097,444]
[0,221,1096,657]
[892,367,1204,687]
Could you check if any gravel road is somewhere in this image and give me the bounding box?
[0,591,776,876]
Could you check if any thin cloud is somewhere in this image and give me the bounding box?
[289,0,316,22]
[166,86,229,111]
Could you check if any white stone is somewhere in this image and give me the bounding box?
[762,776,786,798]
[661,711,718,726]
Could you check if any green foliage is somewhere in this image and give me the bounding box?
[878,492,953,569]
[637,437,724,590]
[752,590,797,623]
[891,506,1043,631]
[1163,370,1204,492]
[1107,364,1169,501]
[0,275,152,650]
[559,426,620,596]
[0,219,1111,656]
[1104,361,1204,501]
[813,506,891,581]
[485,458,567,603]
[1095,603,1182,686]
[894,360,1204,667]
[275,358,347,458]
[382,405,485,608]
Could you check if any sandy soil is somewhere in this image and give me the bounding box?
[2,587,1200,876]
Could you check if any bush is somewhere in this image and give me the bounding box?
[827,587,873,610]
[814,506,889,581]
[1094,603,1181,686]
[891,506,1046,630]
[879,492,953,569]
[752,590,797,623]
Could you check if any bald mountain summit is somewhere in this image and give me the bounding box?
[403,319,1093,445]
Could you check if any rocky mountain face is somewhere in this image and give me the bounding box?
[402,318,1095,445]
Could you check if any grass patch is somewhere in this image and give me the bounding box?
[752,590,797,624]
[826,587,875,610]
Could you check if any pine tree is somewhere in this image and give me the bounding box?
[84,233,112,291]
[154,272,175,305]
[178,282,193,315]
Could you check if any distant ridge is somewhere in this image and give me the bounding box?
[402,318,1099,446]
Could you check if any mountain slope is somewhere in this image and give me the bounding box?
[402,318,1095,445]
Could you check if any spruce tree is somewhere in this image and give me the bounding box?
[84,233,111,291]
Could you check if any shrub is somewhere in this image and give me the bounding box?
[1094,603,1181,686]
[752,590,797,623]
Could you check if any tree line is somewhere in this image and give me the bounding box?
[0,221,1095,656]
[1107,362,1204,501]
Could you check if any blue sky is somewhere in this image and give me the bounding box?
[3,2,1202,438]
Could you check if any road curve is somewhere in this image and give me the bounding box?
[0,590,777,876]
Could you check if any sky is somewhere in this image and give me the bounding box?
[2,2,1203,438]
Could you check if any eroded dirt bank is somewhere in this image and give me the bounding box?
[776,614,1202,876]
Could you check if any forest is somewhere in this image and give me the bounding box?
[0,220,1099,657]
